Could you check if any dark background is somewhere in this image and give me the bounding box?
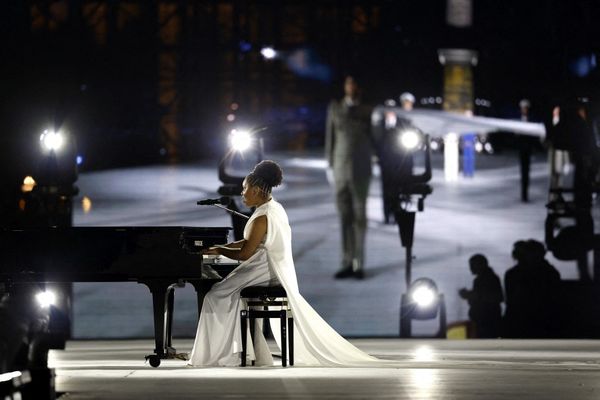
[2,1,599,169]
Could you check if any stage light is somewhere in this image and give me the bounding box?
[21,176,36,192]
[399,129,421,150]
[40,129,64,152]
[475,141,483,153]
[229,129,252,152]
[260,47,277,60]
[400,277,445,337]
[411,285,435,307]
[0,371,22,383]
[35,290,56,308]
[407,278,439,311]
[484,142,494,154]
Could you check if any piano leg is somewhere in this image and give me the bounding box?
[166,288,175,349]
[139,280,178,367]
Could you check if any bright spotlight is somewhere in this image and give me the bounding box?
[484,142,494,154]
[399,129,421,150]
[40,129,64,152]
[411,285,435,307]
[230,129,252,152]
[260,47,277,60]
[475,141,483,153]
[21,176,36,192]
[0,371,22,383]
[35,290,56,308]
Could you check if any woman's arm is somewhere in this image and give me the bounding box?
[204,216,267,261]
[224,239,245,249]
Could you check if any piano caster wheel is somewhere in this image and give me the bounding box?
[147,355,161,368]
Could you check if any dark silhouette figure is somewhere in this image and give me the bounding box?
[515,99,541,203]
[546,100,599,281]
[458,254,503,338]
[503,240,561,338]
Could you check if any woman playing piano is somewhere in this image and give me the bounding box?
[188,160,382,367]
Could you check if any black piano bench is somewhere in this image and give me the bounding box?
[240,285,294,367]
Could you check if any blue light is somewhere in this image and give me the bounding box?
[569,54,597,77]
[76,155,83,165]
[239,41,252,53]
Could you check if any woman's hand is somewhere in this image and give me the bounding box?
[202,247,221,256]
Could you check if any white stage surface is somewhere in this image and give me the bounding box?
[51,339,600,399]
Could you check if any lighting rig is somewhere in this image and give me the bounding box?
[205,126,267,240]
[0,126,78,399]
[381,122,447,338]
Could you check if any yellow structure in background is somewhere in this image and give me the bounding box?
[438,48,478,114]
[438,49,478,181]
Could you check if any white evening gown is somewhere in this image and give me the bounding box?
[188,199,384,367]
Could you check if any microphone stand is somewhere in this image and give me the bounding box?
[212,204,250,220]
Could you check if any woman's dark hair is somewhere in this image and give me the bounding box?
[246,160,283,196]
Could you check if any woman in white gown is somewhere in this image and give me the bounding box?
[188,160,384,367]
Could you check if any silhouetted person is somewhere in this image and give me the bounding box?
[458,254,503,338]
[503,240,561,338]
[326,74,374,279]
[547,100,598,281]
[548,99,598,206]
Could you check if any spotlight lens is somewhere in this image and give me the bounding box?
[411,286,435,307]
[40,130,64,151]
[400,130,420,150]
[36,291,56,308]
[260,47,277,59]
[230,129,252,152]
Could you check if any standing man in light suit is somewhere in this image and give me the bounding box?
[325,75,374,280]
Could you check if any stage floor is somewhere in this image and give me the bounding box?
[51,339,600,399]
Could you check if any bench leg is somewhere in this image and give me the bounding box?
[280,311,287,367]
[249,317,257,366]
[288,316,294,366]
[240,310,247,367]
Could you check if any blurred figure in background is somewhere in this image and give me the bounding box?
[515,99,540,202]
[399,92,415,111]
[325,74,375,279]
[459,254,503,338]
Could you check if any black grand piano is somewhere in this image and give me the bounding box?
[0,226,235,367]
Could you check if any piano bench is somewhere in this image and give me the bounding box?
[240,285,294,367]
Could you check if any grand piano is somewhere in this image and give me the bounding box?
[0,226,235,367]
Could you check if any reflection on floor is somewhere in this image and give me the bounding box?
[50,339,600,400]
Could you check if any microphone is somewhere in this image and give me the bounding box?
[197,196,230,205]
